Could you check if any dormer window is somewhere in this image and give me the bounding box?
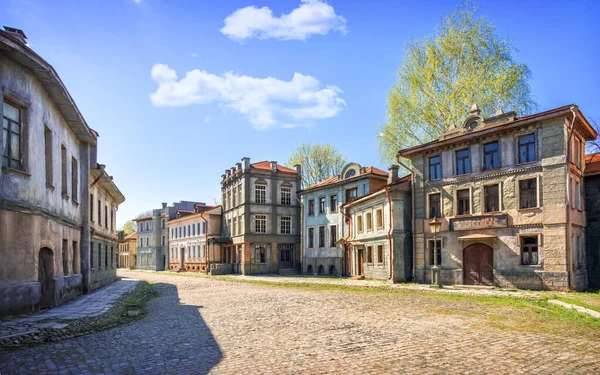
[345,169,356,179]
[468,120,478,129]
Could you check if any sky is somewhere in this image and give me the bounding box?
[2,0,600,227]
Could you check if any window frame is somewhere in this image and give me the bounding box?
[484,184,500,213]
[281,186,291,206]
[455,148,471,176]
[308,199,315,216]
[519,234,540,266]
[255,214,267,233]
[375,208,383,229]
[318,196,326,214]
[329,225,337,248]
[377,244,384,264]
[428,192,441,219]
[255,183,266,204]
[518,177,538,209]
[428,154,442,180]
[482,141,500,171]
[307,227,315,248]
[280,216,291,234]
[2,99,25,172]
[517,133,537,165]
[366,246,373,263]
[330,194,338,213]
[366,211,373,231]
[318,225,326,248]
[356,214,363,233]
[428,239,442,266]
[456,188,471,216]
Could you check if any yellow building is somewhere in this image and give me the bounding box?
[118,232,137,269]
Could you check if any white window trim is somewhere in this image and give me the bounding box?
[307,226,315,249]
[318,225,326,249]
[329,224,337,248]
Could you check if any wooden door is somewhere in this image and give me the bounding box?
[39,248,55,309]
[357,248,364,275]
[279,244,294,269]
[463,243,493,286]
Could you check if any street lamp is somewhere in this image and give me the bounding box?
[429,217,443,288]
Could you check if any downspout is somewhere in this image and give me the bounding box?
[341,203,352,276]
[396,154,416,281]
[566,105,578,289]
[201,212,209,274]
[385,186,394,281]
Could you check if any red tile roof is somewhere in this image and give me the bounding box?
[124,232,137,240]
[133,214,152,221]
[585,153,600,176]
[302,166,389,192]
[251,161,298,174]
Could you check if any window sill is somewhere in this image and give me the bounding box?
[516,161,537,167]
[72,200,79,207]
[520,264,543,269]
[517,207,540,212]
[46,182,55,191]
[2,166,31,177]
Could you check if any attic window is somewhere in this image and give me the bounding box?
[345,169,356,179]
[468,120,478,129]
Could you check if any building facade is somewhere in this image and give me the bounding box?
[584,152,600,288]
[0,28,124,315]
[343,168,412,282]
[134,210,166,271]
[89,165,125,290]
[117,232,136,269]
[167,205,223,273]
[298,163,388,276]
[220,158,301,275]
[398,105,597,291]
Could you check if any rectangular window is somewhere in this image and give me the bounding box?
[346,187,358,202]
[377,245,383,264]
[90,241,94,268]
[110,210,113,230]
[519,179,537,209]
[455,148,471,175]
[233,187,237,207]
[281,216,291,234]
[255,184,266,204]
[484,185,500,213]
[161,236,165,246]
[330,195,338,212]
[104,206,108,228]
[238,216,242,235]
[72,241,77,274]
[97,200,101,223]
[376,209,383,228]
[329,225,337,247]
[573,138,582,167]
[187,225,191,237]
[457,189,470,215]
[232,218,237,236]
[62,239,68,275]
[518,134,536,164]
[2,100,23,170]
[366,212,373,231]
[98,243,102,269]
[429,193,441,219]
[576,180,581,210]
[429,155,441,180]
[238,184,242,205]
[281,187,291,206]
[255,215,266,233]
[61,145,67,196]
[521,236,538,265]
[44,126,52,185]
[202,222,206,234]
[308,199,315,215]
[319,197,325,214]
[255,245,266,263]
[429,239,442,265]
[483,141,499,170]
[366,246,373,263]
[308,227,314,248]
[357,215,363,232]
[71,157,78,202]
[90,194,94,221]
[318,226,325,248]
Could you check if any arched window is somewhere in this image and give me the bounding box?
[345,169,356,179]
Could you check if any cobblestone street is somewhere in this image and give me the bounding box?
[1,270,599,375]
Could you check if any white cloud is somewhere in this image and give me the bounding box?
[150,64,345,130]
[132,0,143,4]
[204,115,211,123]
[190,52,199,58]
[220,0,347,42]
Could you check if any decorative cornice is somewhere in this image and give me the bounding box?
[425,165,543,187]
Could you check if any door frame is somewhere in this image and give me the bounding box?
[463,243,494,286]
[39,247,55,309]
[357,247,365,276]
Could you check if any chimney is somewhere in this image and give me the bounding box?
[294,164,302,176]
[388,165,399,184]
[270,161,278,173]
[221,174,226,181]
[161,202,167,209]
[241,157,250,171]
[3,26,27,45]
[226,169,231,178]
[230,167,236,175]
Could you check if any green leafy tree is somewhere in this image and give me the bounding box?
[285,142,347,187]
[379,3,536,162]
[119,220,136,235]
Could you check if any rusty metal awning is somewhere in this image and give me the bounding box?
[458,234,497,240]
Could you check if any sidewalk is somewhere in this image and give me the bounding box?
[0,279,139,340]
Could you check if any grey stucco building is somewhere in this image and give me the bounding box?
[220,158,301,275]
[0,27,124,315]
[398,104,597,291]
[298,163,389,276]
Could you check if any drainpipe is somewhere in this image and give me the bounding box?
[201,212,209,274]
[341,203,352,276]
[566,105,578,289]
[396,154,416,282]
[385,186,394,281]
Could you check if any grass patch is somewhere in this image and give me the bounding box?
[0,281,159,352]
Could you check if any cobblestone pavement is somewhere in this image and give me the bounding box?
[1,271,599,375]
[0,279,139,340]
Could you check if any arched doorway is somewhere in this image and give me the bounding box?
[463,243,493,286]
[38,248,55,309]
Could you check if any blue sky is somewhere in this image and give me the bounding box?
[3,0,599,227]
